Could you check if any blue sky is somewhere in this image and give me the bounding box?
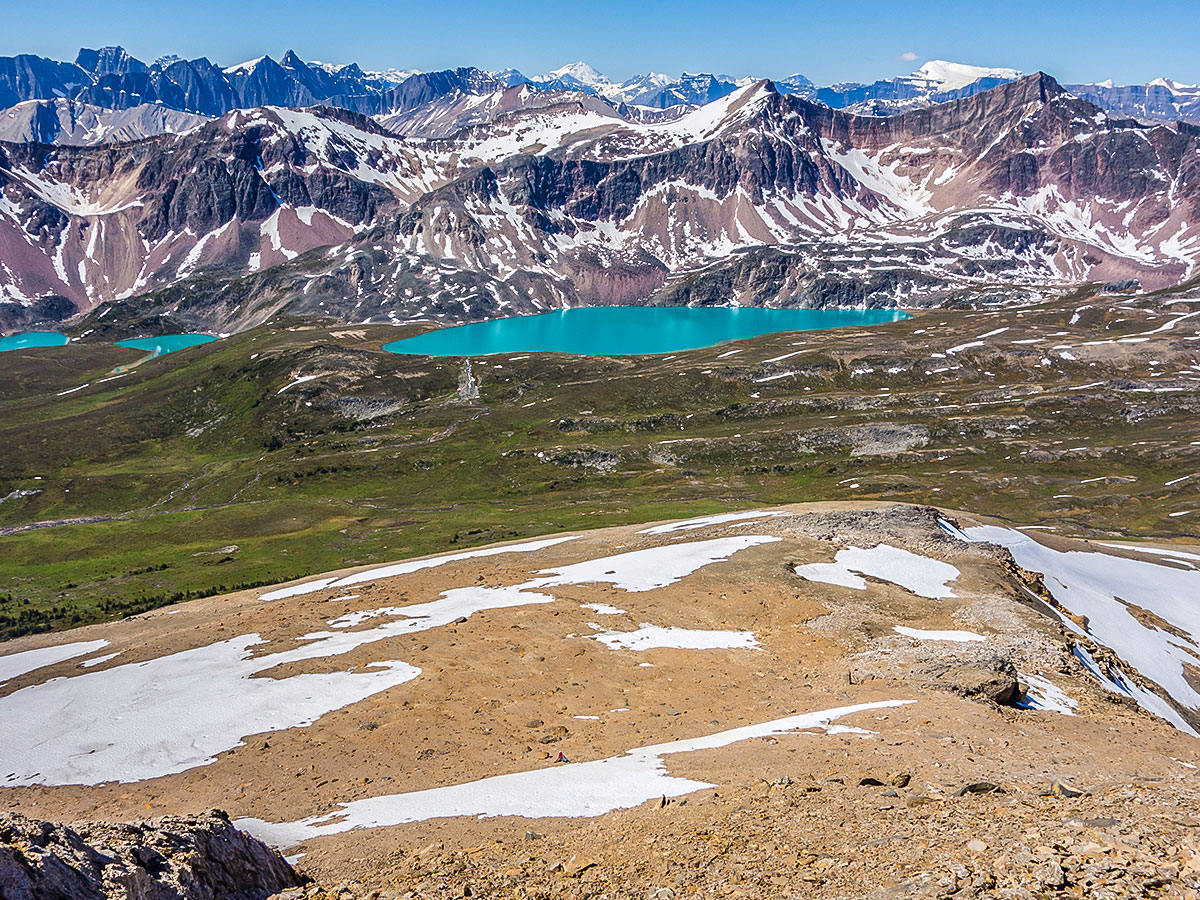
[3,0,1197,85]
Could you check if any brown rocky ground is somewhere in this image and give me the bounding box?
[2,503,1199,899]
[299,776,1200,900]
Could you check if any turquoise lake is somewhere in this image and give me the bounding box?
[383,307,909,357]
[115,334,218,358]
[0,332,70,352]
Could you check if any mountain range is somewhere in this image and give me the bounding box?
[1,47,1199,333]
[2,46,1199,136]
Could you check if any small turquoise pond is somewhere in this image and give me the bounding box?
[115,333,217,358]
[0,331,69,352]
[383,306,909,357]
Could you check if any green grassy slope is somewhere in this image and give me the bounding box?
[1,297,1197,639]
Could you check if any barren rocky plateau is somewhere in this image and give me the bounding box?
[3,503,1200,899]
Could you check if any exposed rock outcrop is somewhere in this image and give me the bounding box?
[0,810,300,900]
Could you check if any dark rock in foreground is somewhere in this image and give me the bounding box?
[0,810,300,900]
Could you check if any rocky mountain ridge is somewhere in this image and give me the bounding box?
[2,71,1198,333]
[3,46,1198,138]
[0,98,208,145]
[1068,77,1200,126]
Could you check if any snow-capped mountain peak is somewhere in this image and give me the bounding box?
[490,67,529,87]
[542,61,613,88]
[306,59,345,74]
[1148,76,1199,91]
[620,71,673,90]
[365,66,419,85]
[909,60,1024,91]
[223,56,269,76]
[3,60,1200,333]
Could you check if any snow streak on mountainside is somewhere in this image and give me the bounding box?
[2,70,1198,333]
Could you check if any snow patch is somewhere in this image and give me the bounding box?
[639,510,785,534]
[581,603,626,615]
[259,536,578,601]
[894,626,985,643]
[0,635,420,785]
[1017,673,1077,716]
[529,536,780,592]
[794,545,960,598]
[588,624,759,651]
[0,640,110,684]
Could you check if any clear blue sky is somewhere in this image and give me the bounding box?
[2,0,1196,85]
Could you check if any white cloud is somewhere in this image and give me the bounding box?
[899,51,919,62]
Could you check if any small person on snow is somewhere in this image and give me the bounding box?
[556,752,569,763]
